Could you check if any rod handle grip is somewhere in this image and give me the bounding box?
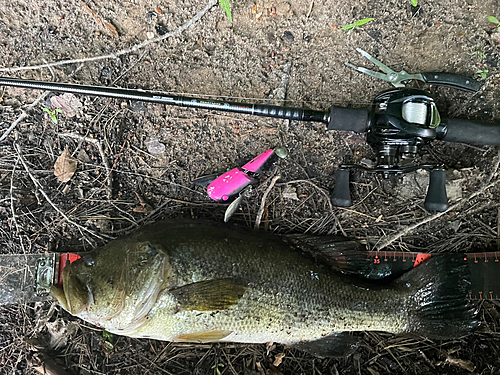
[332,169,352,207]
[328,106,369,133]
[440,118,500,146]
[424,169,449,212]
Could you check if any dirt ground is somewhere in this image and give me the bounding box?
[0,0,500,374]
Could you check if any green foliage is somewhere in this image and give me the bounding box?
[471,50,486,59]
[219,0,232,22]
[411,0,418,7]
[341,18,374,31]
[42,107,62,124]
[488,16,500,32]
[477,69,488,80]
[101,330,114,351]
[211,363,224,375]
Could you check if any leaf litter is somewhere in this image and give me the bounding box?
[54,145,78,183]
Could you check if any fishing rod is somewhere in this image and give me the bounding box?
[0,76,329,124]
[1,60,499,213]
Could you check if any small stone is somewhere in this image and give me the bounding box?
[492,32,500,45]
[283,31,294,42]
[145,138,166,155]
[146,31,155,39]
[274,147,288,158]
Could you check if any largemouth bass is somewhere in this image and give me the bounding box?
[51,221,477,356]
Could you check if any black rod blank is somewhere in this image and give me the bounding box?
[0,77,329,124]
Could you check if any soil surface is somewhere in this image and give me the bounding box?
[0,0,499,374]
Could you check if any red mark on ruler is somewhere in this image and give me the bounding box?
[413,253,431,268]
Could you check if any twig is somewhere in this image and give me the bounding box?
[255,175,281,229]
[9,157,20,233]
[306,0,314,17]
[337,206,384,222]
[0,92,49,142]
[497,206,500,251]
[14,143,105,240]
[58,132,112,199]
[376,168,500,250]
[0,0,218,73]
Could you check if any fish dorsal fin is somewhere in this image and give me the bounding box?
[292,332,361,357]
[176,330,232,343]
[170,278,247,311]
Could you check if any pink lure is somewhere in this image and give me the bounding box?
[207,149,275,201]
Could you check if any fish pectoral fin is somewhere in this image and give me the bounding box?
[292,332,361,358]
[176,330,232,343]
[170,278,247,311]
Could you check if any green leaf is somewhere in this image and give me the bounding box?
[411,0,418,7]
[102,330,113,343]
[51,114,58,124]
[471,50,486,59]
[341,18,373,31]
[477,69,488,80]
[355,18,374,26]
[219,0,232,22]
[487,16,500,24]
[42,107,52,114]
[340,23,356,30]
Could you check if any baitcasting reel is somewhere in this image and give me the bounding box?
[331,88,449,211]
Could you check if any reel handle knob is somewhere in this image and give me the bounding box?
[332,169,352,207]
[424,169,449,212]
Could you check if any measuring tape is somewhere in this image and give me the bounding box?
[330,250,500,301]
[54,252,500,300]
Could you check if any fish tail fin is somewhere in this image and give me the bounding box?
[401,254,479,339]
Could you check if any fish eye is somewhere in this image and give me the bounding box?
[82,254,94,267]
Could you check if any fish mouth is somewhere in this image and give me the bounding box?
[50,284,69,311]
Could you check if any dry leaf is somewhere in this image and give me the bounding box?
[81,1,118,38]
[54,146,77,183]
[272,353,285,367]
[266,341,275,355]
[50,93,83,117]
[282,185,298,200]
[103,22,119,38]
[256,362,266,375]
[444,357,475,372]
[132,192,153,213]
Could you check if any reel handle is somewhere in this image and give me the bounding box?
[424,169,449,212]
[331,169,352,207]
